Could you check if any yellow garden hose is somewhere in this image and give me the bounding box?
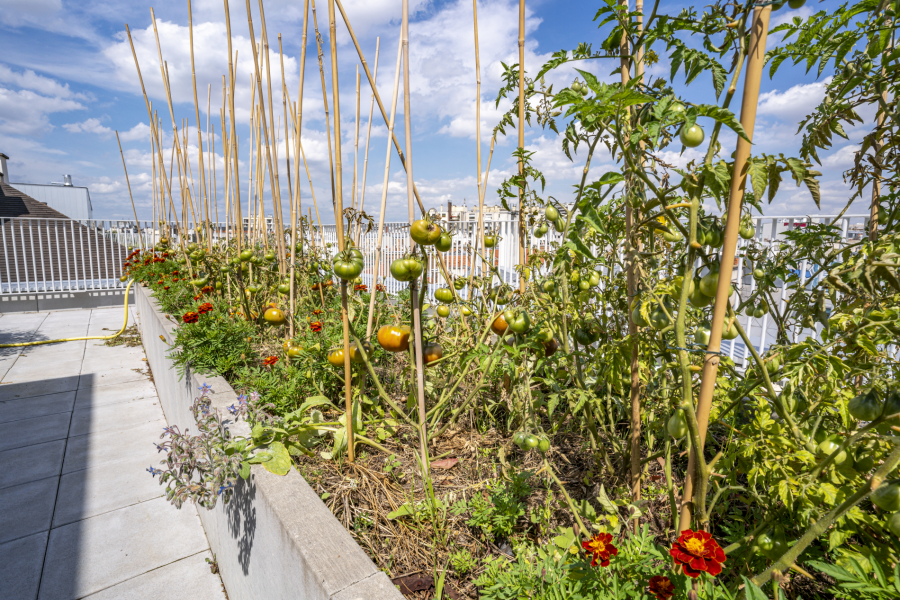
[0,279,135,348]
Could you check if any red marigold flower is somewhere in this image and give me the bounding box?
[354,284,368,292]
[648,575,675,600]
[182,312,199,324]
[163,286,170,290]
[263,355,278,366]
[198,302,214,315]
[157,280,164,285]
[582,533,618,567]
[201,285,213,294]
[376,284,386,292]
[670,529,726,578]
[309,321,323,332]
[172,271,179,275]
[193,295,201,301]
[172,278,180,282]
[312,309,323,316]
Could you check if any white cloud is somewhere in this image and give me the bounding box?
[821,144,857,170]
[118,122,153,142]
[757,79,830,123]
[64,117,113,136]
[0,87,85,136]
[0,63,88,100]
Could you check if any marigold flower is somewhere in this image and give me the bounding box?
[263,355,278,366]
[172,278,180,282]
[198,302,214,315]
[309,321,323,332]
[172,271,179,275]
[354,284,368,292]
[648,575,675,600]
[312,309,323,316]
[201,285,214,294]
[182,311,199,324]
[194,295,201,301]
[582,532,617,567]
[163,286,170,291]
[376,284,386,292]
[670,529,725,578]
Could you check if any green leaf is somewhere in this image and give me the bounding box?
[564,234,595,260]
[262,441,292,476]
[742,576,770,600]
[745,159,768,203]
[387,501,417,520]
[696,105,750,142]
[597,484,618,515]
[238,462,251,479]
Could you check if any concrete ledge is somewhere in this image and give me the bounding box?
[134,285,403,600]
[0,289,133,313]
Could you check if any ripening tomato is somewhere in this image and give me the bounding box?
[377,325,411,352]
[349,340,373,364]
[484,234,498,248]
[263,307,286,326]
[542,338,559,357]
[286,344,303,359]
[327,348,346,367]
[423,342,443,366]
[460,305,473,316]
[410,219,442,245]
[491,314,510,335]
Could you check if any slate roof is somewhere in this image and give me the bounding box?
[0,182,71,219]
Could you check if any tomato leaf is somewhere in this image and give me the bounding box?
[696,104,750,142]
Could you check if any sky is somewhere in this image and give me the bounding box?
[0,0,873,225]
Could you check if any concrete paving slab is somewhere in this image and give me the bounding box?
[78,367,149,389]
[0,412,71,451]
[54,454,163,527]
[0,355,20,379]
[17,344,87,359]
[0,531,47,600]
[74,379,157,407]
[79,551,226,600]
[4,359,84,382]
[0,375,81,402]
[0,440,66,490]
[63,418,166,475]
[0,391,76,424]
[0,477,59,544]
[39,497,210,600]
[81,355,147,373]
[69,399,161,437]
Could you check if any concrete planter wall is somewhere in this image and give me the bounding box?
[134,285,404,600]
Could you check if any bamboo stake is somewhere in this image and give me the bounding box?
[116,131,143,239]
[401,0,430,477]
[352,66,361,225]
[366,36,404,338]
[151,129,157,243]
[209,85,219,237]
[257,0,287,270]
[222,0,243,249]
[290,0,312,334]
[678,5,771,533]
[311,0,337,208]
[517,0,525,293]
[326,0,354,463]
[471,0,486,281]
[357,37,380,243]
[187,0,210,250]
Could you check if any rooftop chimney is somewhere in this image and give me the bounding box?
[0,153,8,184]
[63,174,73,186]
[448,201,453,221]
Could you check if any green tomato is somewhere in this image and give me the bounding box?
[680,124,705,148]
[454,278,466,290]
[817,440,848,465]
[753,268,765,280]
[553,218,565,233]
[873,483,900,512]
[739,221,756,240]
[435,232,453,252]
[240,249,254,262]
[788,0,804,7]
[264,251,277,262]
[631,301,650,327]
[849,390,883,422]
[722,318,739,341]
[436,305,451,318]
[688,284,713,308]
[277,283,291,295]
[537,436,550,453]
[484,234,498,248]
[534,223,549,238]
[578,279,591,291]
[694,323,712,346]
[508,311,532,334]
[541,279,557,294]
[667,410,688,439]
[673,276,695,298]
[524,434,540,450]
[649,306,671,330]
[545,205,560,222]
[434,288,455,303]
[410,219,442,245]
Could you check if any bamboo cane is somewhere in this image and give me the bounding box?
[151,130,157,244]
[352,65,361,216]
[116,131,143,240]
[357,37,380,244]
[366,36,404,339]
[326,0,354,463]
[187,0,210,251]
[278,33,299,337]
[401,0,430,477]
[678,5,771,533]
[222,0,242,249]
[311,0,337,208]
[471,0,485,284]
[257,0,287,270]
[517,0,526,293]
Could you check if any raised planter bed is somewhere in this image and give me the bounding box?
[134,284,404,600]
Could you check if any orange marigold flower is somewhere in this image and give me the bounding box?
[309,321,323,332]
[670,529,725,578]
[201,285,214,294]
[198,302,214,315]
[312,309,323,316]
[376,284,386,292]
[172,271,179,275]
[182,311,199,324]
[648,575,675,600]
[263,355,278,366]
[354,284,368,292]
[194,295,201,300]
[172,278,180,282]
[582,533,617,567]
[163,286,170,290]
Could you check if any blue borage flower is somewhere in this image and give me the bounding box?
[217,482,233,495]
[198,383,213,395]
[147,466,162,477]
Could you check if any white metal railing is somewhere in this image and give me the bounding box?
[0,213,872,363]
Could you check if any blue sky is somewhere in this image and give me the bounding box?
[0,0,870,224]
